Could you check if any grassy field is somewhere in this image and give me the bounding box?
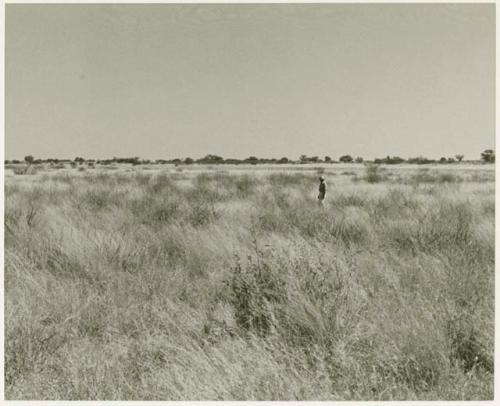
[4,163,495,400]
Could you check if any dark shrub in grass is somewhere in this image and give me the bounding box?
[410,170,463,185]
[364,164,385,183]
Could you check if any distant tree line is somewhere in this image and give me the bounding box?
[4,150,495,166]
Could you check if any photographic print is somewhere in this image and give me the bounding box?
[4,2,495,400]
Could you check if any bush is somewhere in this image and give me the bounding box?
[339,155,353,163]
[224,249,286,336]
[407,157,436,164]
[410,170,463,184]
[12,165,37,175]
[374,156,405,164]
[364,164,383,183]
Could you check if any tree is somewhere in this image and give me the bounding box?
[198,154,224,164]
[375,156,405,164]
[481,149,495,163]
[455,154,464,162]
[389,156,404,164]
[355,157,364,163]
[407,156,435,164]
[439,157,447,163]
[310,156,320,163]
[299,154,308,163]
[184,157,194,164]
[245,156,259,165]
[24,155,34,164]
[324,156,332,163]
[339,155,353,163]
[278,157,289,164]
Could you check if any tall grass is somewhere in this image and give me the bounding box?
[4,166,494,400]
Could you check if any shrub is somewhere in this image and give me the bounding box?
[339,155,353,163]
[187,201,218,227]
[480,149,495,163]
[148,172,176,194]
[447,315,492,373]
[407,157,436,164]
[223,249,287,336]
[234,175,259,198]
[374,156,405,164]
[13,165,37,175]
[268,173,313,187]
[364,164,383,183]
[410,170,463,184]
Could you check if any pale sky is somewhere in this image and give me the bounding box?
[5,4,495,161]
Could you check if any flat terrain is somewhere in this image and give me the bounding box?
[4,163,495,400]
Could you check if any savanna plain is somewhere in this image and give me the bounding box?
[4,163,495,400]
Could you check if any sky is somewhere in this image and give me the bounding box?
[5,3,495,161]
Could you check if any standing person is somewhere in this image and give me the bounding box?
[318,176,327,205]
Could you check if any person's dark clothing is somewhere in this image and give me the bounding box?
[318,181,326,200]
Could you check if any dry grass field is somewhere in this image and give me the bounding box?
[4,163,495,400]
